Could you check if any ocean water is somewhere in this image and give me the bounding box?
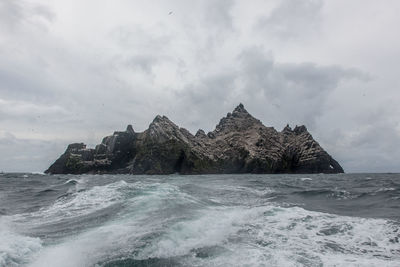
[0,173,399,267]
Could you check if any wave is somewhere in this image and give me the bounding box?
[30,172,46,175]
[101,257,180,267]
[34,188,58,197]
[2,174,399,267]
[30,180,134,222]
[26,201,400,266]
[63,179,78,185]
[376,187,397,193]
[291,186,400,201]
[25,181,203,267]
[0,217,42,267]
[130,204,399,266]
[291,188,355,200]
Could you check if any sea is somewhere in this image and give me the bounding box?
[0,173,399,267]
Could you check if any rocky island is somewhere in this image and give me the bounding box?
[45,104,344,174]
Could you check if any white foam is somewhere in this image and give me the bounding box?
[0,217,42,266]
[140,206,265,259]
[239,186,275,196]
[139,204,400,266]
[331,189,353,200]
[32,180,132,222]
[26,223,130,267]
[220,205,400,266]
[199,184,275,206]
[300,177,313,181]
[376,187,396,192]
[30,172,45,175]
[64,179,77,184]
[25,182,200,267]
[9,181,399,267]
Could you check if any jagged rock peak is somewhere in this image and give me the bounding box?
[214,103,262,133]
[152,115,168,123]
[195,129,207,138]
[150,115,177,128]
[126,124,135,134]
[207,132,216,139]
[148,114,185,142]
[233,103,249,115]
[293,125,308,135]
[282,124,292,133]
[45,103,344,175]
[67,143,86,151]
[231,103,257,120]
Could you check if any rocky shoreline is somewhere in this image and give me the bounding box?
[45,104,344,174]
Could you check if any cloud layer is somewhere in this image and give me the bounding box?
[0,0,399,172]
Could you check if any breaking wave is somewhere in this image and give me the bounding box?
[0,173,399,266]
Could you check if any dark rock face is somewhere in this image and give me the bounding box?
[45,104,344,174]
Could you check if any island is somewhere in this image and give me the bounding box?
[45,104,344,174]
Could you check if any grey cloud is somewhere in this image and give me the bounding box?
[0,0,398,173]
[174,71,238,131]
[124,55,160,74]
[219,49,360,120]
[0,98,68,123]
[204,0,236,50]
[108,26,176,76]
[0,0,53,32]
[181,73,236,104]
[174,47,368,135]
[0,66,59,102]
[0,131,66,172]
[169,0,236,62]
[32,4,54,22]
[204,0,235,31]
[0,20,170,136]
[256,0,323,40]
[110,26,171,51]
[0,0,23,29]
[320,111,400,173]
[239,48,369,127]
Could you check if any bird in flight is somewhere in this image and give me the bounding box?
[169,11,173,15]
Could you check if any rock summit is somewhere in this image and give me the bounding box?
[45,104,344,174]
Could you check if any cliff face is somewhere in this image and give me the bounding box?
[45,104,344,174]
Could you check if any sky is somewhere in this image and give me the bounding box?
[1,0,400,173]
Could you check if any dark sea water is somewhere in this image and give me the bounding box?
[0,173,399,267]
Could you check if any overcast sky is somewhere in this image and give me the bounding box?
[1,0,399,173]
